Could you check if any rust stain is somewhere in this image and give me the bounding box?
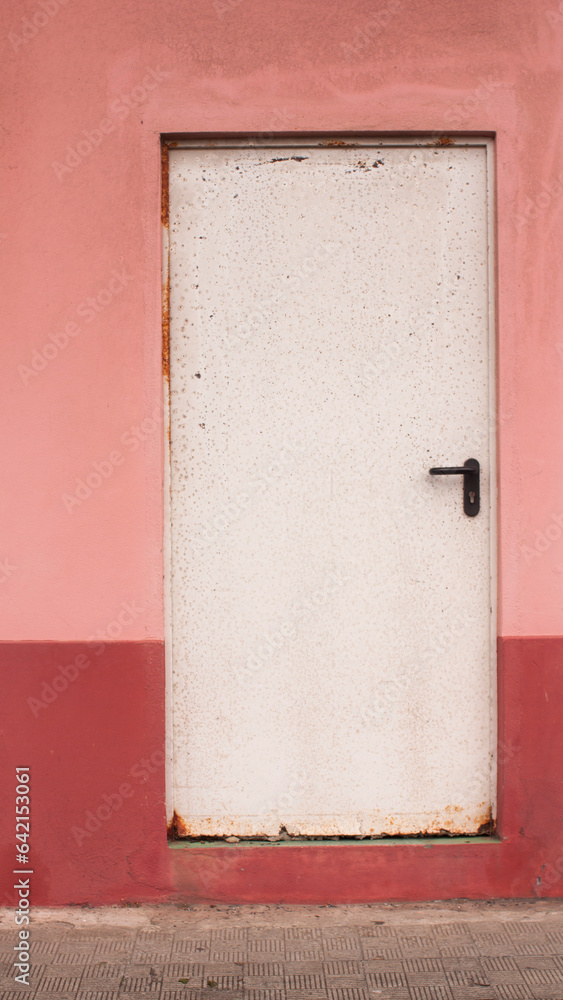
[162,280,170,388]
[477,806,496,837]
[320,139,359,147]
[429,135,455,146]
[161,142,171,448]
[161,143,170,229]
[168,810,190,840]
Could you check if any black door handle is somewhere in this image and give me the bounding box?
[429,459,480,517]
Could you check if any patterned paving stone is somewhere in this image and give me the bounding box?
[327,988,369,999]
[403,958,445,973]
[3,993,40,1000]
[35,973,82,993]
[244,992,285,1000]
[491,986,529,999]
[399,936,442,957]
[480,957,522,972]
[439,945,480,958]
[448,988,496,1000]
[366,991,410,1000]
[245,961,284,978]
[170,938,210,958]
[80,962,125,976]
[160,993,203,1000]
[285,947,325,962]
[76,992,118,1000]
[520,967,563,985]
[366,970,407,987]
[441,958,485,973]
[409,986,453,999]
[446,971,491,987]
[527,988,563,1000]
[211,928,248,942]
[1,904,563,1000]
[361,943,403,960]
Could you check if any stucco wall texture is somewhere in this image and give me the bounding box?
[2,0,563,641]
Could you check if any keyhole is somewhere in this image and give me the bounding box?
[469,491,476,504]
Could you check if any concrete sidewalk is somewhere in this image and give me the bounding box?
[1,900,563,1000]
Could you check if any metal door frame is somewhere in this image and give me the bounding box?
[162,134,497,835]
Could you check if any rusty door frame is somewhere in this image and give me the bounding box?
[161,134,498,838]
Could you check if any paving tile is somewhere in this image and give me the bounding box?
[204,961,247,976]
[439,945,481,958]
[211,928,248,942]
[162,961,205,978]
[327,988,369,999]
[323,944,363,959]
[508,941,554,956]
[244,962,284,977]
[408,987,453,999]
[91,942,134,959]
[484,972,526,986]
[208,947,247,962]
[357,924,398,938]
[529,988,563,1000]
[206,973,243,988]
[406,972,450,986]
[34,973,82,993]
[76,993,119,1000]
[469,939,515,957]
[363,992,410,1000]
[80,974,124,990]
[399,936,442,957]
[117,973,161,992]
[520,968,563,986]
[366,970,407,987]
[441,958,486,973]
[248,938,285,955]
[480,958,522,972]
[364,960,405,973]
[491,986,529,999]
[448,988,496,1000]
[323,960,364,976]
[134,931,172,944]
[361,944,403,960]
[285,947,325,962]
[285,971,325,989]
[244,992,286,1000]
[403,959,445,973]
[446,971,492,987]
[28,941,61,958]
[3,903,563,1000]
[515,956,560,971]
[161,993,204,1000]
[284,928,322,941]
[170,939,210,958]
[3,993,39,1000]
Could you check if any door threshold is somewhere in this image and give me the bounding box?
[169,835,501,848]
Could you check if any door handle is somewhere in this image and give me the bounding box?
[429,458,480,517]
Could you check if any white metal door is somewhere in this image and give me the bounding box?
[166,139,496,838]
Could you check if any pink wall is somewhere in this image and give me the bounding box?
[2,0,563,640]
[3,0,563,908]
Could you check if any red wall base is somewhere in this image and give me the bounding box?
[1,637,563,904]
